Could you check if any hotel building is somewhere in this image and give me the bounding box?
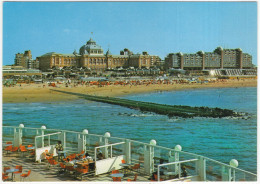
[165,47,253,70]
[14,50,38,69]
[37,38,161,72]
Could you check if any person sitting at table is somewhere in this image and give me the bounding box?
[159,159,166,175]
[85,152,90,157]
[55,141,64,161]
[97,152,104,160]
[181,165,188,177]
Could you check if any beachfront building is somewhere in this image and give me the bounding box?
[37,38,161,72]
[2,65,42,80]
[38,52,81,71]
[14,50,38,69]
[165,47,253,70]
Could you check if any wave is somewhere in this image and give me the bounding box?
[89,105,112,108]
[130,113,158,117]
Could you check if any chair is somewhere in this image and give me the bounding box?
[131,163,140,173]
[75,166,89,180]
[151,174,164,181]
[13,165,23,179]
[2,173,9,181]
[47,159,58,169]
[64,156,71,162]
[127,174,138,181]
[30,150,35,156]
[11,147,19,155]
[58,163,66,175]
[69,153,76,160]
[4,145,12,154]
[27,145,35,151]
[20,170,31,181]
[3,166,10,176]
[112,177,121,181]
[65,165,75,176]
[77,150,85,156]
[19,145,27,157]
[121,159,126,164]
[44,152,53,160]
[112,170,119,174]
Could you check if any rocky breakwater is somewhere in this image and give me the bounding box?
[52,89,245,118]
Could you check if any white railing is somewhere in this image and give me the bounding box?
[2,125,257,181]
[35,132,61,148]
[94,141,125,160]
[157,158,198,181]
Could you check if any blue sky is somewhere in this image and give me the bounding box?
[3,2,257,65]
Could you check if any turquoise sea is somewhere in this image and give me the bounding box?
[2,87,257,173]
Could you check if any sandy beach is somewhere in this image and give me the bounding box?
[2,79,257,103]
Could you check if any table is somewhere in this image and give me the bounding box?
[4,144,13,154]
[164,171,176,180]
[58,150,67,154]
[6,169,19,181]
[27,147,35,150]
[164,171,175,175]
[110,173,124,178]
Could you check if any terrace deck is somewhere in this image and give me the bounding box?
[2,153,151,182]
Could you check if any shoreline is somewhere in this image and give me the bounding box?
[2,79,257,103]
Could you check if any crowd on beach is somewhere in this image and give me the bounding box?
[3,76,256,89]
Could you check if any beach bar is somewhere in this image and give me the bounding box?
[2,124,257,182]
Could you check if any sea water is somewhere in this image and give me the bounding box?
[2,87,257,173]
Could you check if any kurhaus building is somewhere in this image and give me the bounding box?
[37,38,161,72]
[165,47,253,70]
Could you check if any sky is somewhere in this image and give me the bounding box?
[2,1,258,65]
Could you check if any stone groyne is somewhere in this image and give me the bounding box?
[52,89,242,118]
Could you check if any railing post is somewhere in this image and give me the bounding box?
[41,126,46,148]
[157,165,160,181]
[228,168,232,181]
[14,124,24,147]
[82,129,88,152]
[48,135,50,146]
[221,165,229,181]
[124,139,131,163]
[110,145,112,158]
[174,145,182,174]
[168,151,175,172]
[148,140,156,175]
[229,159,238,181]
[104,132,110,158]
[196,156,206,181]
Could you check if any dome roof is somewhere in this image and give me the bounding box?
[86,38,96,45]
[79,38,103,55]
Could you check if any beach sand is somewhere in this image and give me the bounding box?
[2,79,257,103]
